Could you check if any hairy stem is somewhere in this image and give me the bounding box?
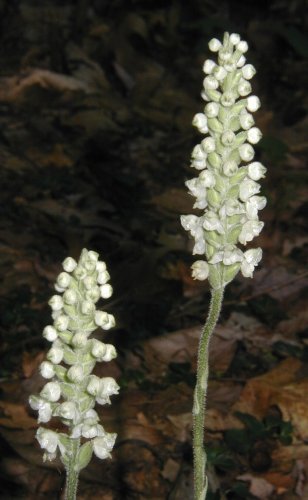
[65,438,80,500]
[193,287,224,500]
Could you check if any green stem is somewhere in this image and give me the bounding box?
[193,287,224,500]
[65,438,80,500]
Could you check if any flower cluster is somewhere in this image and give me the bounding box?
[29,249,118,471]
[181,32,266,289]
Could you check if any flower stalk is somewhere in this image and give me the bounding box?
[29,249,119,500]
[180,32,266,498]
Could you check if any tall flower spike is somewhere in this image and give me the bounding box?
[29,249,118,500]
[182,33,267,500]
[181,32,266,290]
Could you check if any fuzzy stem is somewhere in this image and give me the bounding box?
[193,287,224,500]
[65,438,80,500]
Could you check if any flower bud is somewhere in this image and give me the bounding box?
[242,64,256,80]
[71,332,88,348]
[201,137,216,153]
[230,33,240,45]
[57,272,71,289]
[62,257,77,273]
[203,76,219,90]
[239,179,260,202]
[41,381,61,402]
[192,113,208,133]
[100,284,113,299]
[81,300,95,316]
[208,38,222,52]
[223,160,238,177]
[43,325,58,342]
[67,364,84,383]
[47,346,63,364]
[40,361,55,379]
[63,289,77,305]
[204,102,219,118]
[221,130,235,146]
[48,295,63,311]
[203,59,216,74]
[239,143,255,162]
[238,80,251,96]
[101,314,116,331]
[237,40,249,53]
[247,162,267,181]
[247,127,262,144]
[239,111,254,130]
[97,271,111,285]
[96,261,107,272]
[246,95,261,112]
[54,314,69,332]
[36,428,59,453]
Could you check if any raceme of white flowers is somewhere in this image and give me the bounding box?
[181,32,266,289]
[29,249,119,471]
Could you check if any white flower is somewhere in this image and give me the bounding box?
[208,38,222,52]
[47,346,64,364]
[193,236,206,255]
[100,284,113,299]
[201,137,216,153]
[221,130,235,146]
[97,271,110,285]
[192,113,208,133]
[204,102,219,118]
[91,340,106,359]
[180,214,199,235]
[71,332,88,348]
[237,55,246,67]
[40,381,61,402]
[239,111,254,130]
[230,33,240,45]
[57,272,71,289]
[93,433,116,459]
[210,246,243,265]
[239,143,255,162]
[29,396,53,423]
[87,375,102,396]
[63,289,77,305]
[96,261,107,272]
[85,286,101,303]
[247,162,267,180]
[191,261,209,281]
[242,64,256,80]
[81,423,101,439]
[241,248,262,277]
[203,59,216,74]
[67,365,84,383]
[246,95,261,112]
[239,179,260,202]
[203,75,219,90]
[238,79,251,96]
[54,314,69,332]
[62,257,77,273]
[199,170,216,187]
[191,158,207,170]
[43,325,58,342]
[40,361,55,379]
[94,310,109,327]
[213,66,227,81]
[48,295,63,311]
[247,127,262,144]
[246,195,267,219]
[220,91,235,107]
[36,428,59,454]
[56,402,77,420]
[237,40,249,53]
[96,377,120,405]
[185,178,206,199]
[101,314,115,330]
[192,144,206,160]
[223,160,238,176]
[203,211,224,234]
[81,300,95,315]
[87,250,99,262]
[101,344,117,362]
[239,220,264,245]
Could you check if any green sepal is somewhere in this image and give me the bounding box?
[231,100,246,116]
[227,214,242,226]
[226,184,239,199]
[208,264,223,290]
[207,117,223,133]
[214,175,226,193]
[79,394,95,413]
[229,116,240,131]
[222,262,241,285]
[206,89,221,102]
[214,141,225,156]
[207,152,221,169]
[230,167,247,185]
[207,189,221,207]
[228,149,240,163]
[54,365,67,381]
[227,225,241,244]
[205,243,215,260]
[60,382,77,400]
[205,230,222,248]
[63,346,78,365]
[76,441,93,472]
[233,131,247,148]
[218,106,230,123]
[58,331,73,344]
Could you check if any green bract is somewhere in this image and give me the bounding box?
[181,32,266,289]
[29,249,118,495]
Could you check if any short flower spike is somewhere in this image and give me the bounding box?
[29,249,118,500]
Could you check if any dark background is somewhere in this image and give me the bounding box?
[0,0,307,498]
